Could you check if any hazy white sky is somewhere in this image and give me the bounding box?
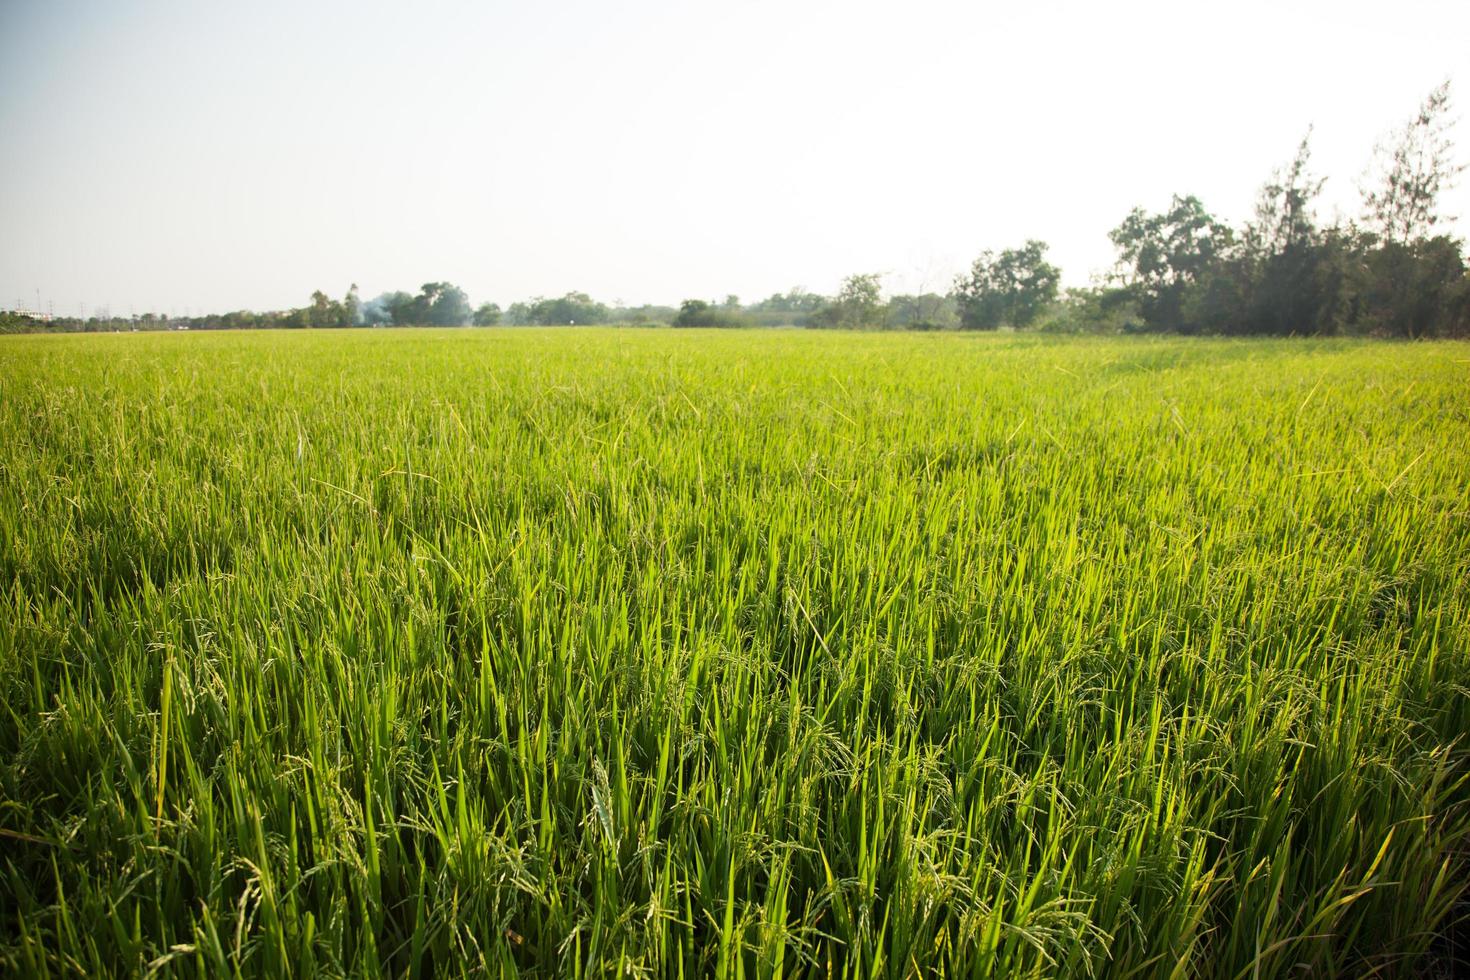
[2,0,1467,315]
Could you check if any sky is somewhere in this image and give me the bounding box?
[2,0,1468,317]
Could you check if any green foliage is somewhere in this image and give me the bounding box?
[411,282,473,326]
[472,302,502,326]
[503,300,533,325]
[1246,132,1326,258]
[1362,80,1465,245]
[672,299,750,328]
[306,289,354,328]
[1106,97,1470,338]
[746,288,828,326]
[1049,286,1143,333]
[809,274,884,329]
[1351,235,1470,338]
[2,329,1469,977]
[1109,196,1233,331]
[0,311,46,334]
[356,284,474,327]
[954,241,1060,329]
[609,304,677,326]
[1192,133,1342,337]
[358,290,408,326]
[884,293,958,331]
[509,292,610,326]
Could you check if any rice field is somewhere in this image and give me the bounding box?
[1,327,1468,978]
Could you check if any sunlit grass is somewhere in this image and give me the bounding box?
[2,327,1467,977]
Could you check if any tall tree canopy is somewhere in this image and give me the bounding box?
[953,241,1060,329]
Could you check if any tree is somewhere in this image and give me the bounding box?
[674,299,713,326]
[381,292,417,325]
[610,303,679,325]
[305,289,352,328]
[522,292,609,325]
[308,290,333,328]
[1362,80,1465,244]
[345,284,361,326]
[1056,286,1142,333]
[1108,196,1232,330]
[810,274,884,329]
[750,288,825,315]
[472,302,501,326]
[1233,133,1348,336]
[673,299,749,328]
[746,288,827,326]
[1354,235,1468,338]
[1246,131,1325,258]
[884,293,958,330]
[838,274,881,318]
[409,282,472,326]
[953,241,1060,329]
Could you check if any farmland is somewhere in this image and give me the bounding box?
[2,328,1468,977]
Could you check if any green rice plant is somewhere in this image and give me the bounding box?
[1,328,1468,977]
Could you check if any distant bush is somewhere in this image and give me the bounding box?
[745,289,827,327]
[611,305,678,326]
[0,312,45,334]
[808,274,885,330]
[885,293,959,331]
[505,293,610,326]
[673,299,751,328]
[1044,287,1144,333]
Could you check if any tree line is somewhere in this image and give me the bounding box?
[4,83,1465,339]
[1097,83,1466,338]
